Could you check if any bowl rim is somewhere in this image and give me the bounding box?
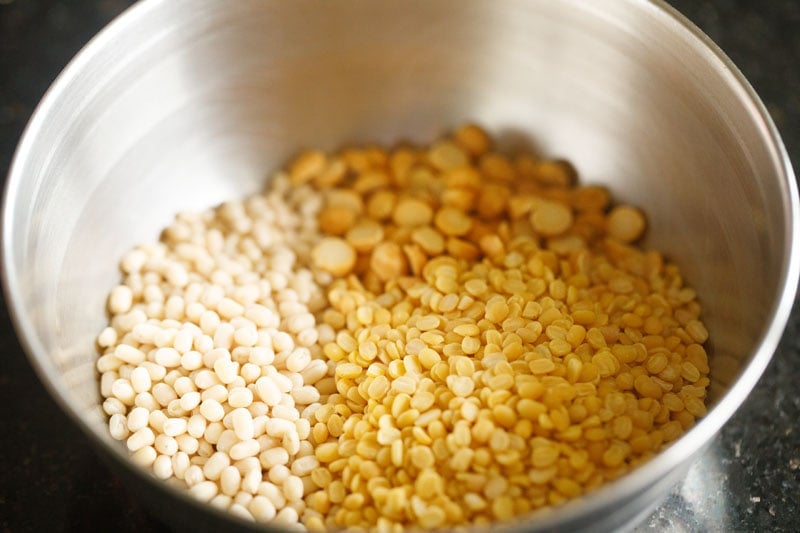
[2,0,798,530]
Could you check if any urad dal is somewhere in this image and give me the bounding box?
[97,125,710,531]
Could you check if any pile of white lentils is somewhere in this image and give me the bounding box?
[97,125,711,531]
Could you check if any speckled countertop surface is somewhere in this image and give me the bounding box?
[0,1,798,531]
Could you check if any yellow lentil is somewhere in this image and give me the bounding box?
[607,205,646,243]
[531,201,573,237]
[311,237,357,277]
[303,125,710,525]
[434,207,473,237]
[393,198,434,227]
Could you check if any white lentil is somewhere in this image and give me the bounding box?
[213,323,235,350]
[199,399,225,422]
[114,309,146,333]
[241,467,262,495]
[233,325,258,347]
[97,327,118,348]
[129,367,151,394]
[100,371,118,398]
[270,372,293,393]
[252,416,268,438]
[152,454,174,479]
[110,380,135,405]
[165,296,185,320]
[290,455,319,477]
[163,369,182,387]
[176,434,199,455]
[284,475,304,502]
[221,465,243,496]
[290,386,320,405]
[141,361,166,382]
[202,384,228,404]
[108,285,133,314]
[272,331,294,353]
[216,430,238,455]
[260,447,290,469]
[296,440,313,458]
[273,405,300,422]
[200,284,223,307]
[229,503,254,521]
[268,464,291,485]
[240,363,261,384]
[126,406,150,432]
[121,249,148,274]
[96,354,122,374]
[255,377,282,406]
[148,410,167,433]
[203,422,223,444]
[109,413,129,440]
[114,344,145,365]
[131,446,157,468]
[117,364,133,381]
[127,427,155,452]
[172,452,190,480]
[180,391,202,412]
[185,302,205,321]
[194,334,214,353]
[285,348,311,373]
[153,328,176,348]
[172,329,193,353]
[248,496,277,522]
[228,387,254,408]
[232,408,255,440]
[190,480,219,502]
[152,383,177,406]
[163,417,188,437]
[283,373,303,392]
[213,358,239,385]
[203,452,230,481]
[273,507,300,527]
[184,465,204,487]
[296,328,319,347]
[193,369,219,390]
[249,403,269,418]
[218,297,244,319]
[299,360,327,385]
[154,434,179,456]
[230,439,261,461]
[249,346,274,366]
[165,263,189,287]
[166,399,184,417]
[153,347,179,368]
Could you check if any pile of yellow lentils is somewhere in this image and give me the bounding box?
[99,125,710,531]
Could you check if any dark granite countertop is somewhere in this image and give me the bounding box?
[1,1,798,532]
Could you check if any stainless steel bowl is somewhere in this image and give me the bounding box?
[3,0,798,531]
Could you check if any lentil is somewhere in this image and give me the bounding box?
[301,126,710,530]
[99,125,710,531]
[99,173,331,530]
